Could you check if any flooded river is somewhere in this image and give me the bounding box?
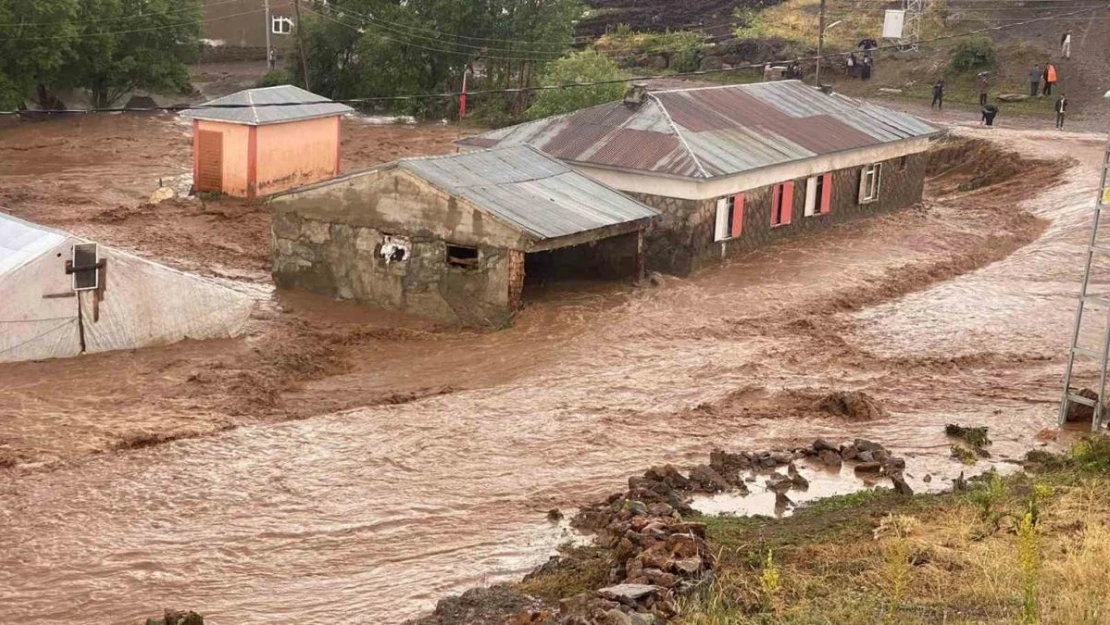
[0,128,1104,624]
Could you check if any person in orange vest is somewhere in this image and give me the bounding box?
[1042,62,1058,96]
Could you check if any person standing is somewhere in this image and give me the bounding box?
[1043,62,1058,96]
[1029,64,1041,97]
[931,79,945,109]
[268,47,276,71]
[847,53,856,78]
[977,71,989,106]
[1061,31,1072,59]
[1056,94,1068,129]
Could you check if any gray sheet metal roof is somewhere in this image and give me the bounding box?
[399,145,659,241]
[457,80,942,180]
[180,85,353,126]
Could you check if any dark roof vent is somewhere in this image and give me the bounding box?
[624,82,648,108]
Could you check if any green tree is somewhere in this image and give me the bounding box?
[525,49,626,120]
[0,0,80,108]
[949,35,996,73]
[295,0,581,119]
[62,0,203,107]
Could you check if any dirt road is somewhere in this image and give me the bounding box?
[0,118,1103,624]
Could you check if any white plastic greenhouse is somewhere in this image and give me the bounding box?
[0,212,255,363]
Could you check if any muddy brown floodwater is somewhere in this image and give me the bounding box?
[0,121,1104,625]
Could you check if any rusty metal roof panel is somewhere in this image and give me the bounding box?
[399,145,658,241]
[180,85,353,126]
[458,81,941,180]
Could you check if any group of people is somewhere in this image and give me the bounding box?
[929,30,1073,130]
[846,38,878,80]
[1030,62,1060,96]
[846,53,873,80]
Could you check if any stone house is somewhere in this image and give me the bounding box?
[458,81,944,275]
[270,145,659,327]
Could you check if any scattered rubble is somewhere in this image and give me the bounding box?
[816,391,889,422]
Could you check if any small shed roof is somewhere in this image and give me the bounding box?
[180,85,354,126]
[0,212,68,277]
[458,81,942,180]
[397,145,659,241]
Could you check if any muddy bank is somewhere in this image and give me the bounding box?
[410,437,914,625]
[0,115,472,280]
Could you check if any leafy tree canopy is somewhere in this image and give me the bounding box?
[525,48,627,120]
[294,0,583,119]
[0,0,201,109]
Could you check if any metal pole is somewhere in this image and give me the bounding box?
[293,0,310,90]
[816,0,827,86]
[264,0,271,69]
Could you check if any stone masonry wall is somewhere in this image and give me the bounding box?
[632,152,927,276]
[272,211,518,328]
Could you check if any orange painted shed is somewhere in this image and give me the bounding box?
[181,85,354,198]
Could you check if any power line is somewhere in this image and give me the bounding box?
[300,4,562,62]
[0,1,1102,116]
[308,4,724,63]
[309,2,575,50]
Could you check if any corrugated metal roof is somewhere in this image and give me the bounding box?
[398,145,659,241]
[180,85,354,126]
[458,80,942,180]
[0,212,67,277]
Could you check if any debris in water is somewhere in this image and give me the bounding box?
[144,610,203,625]
[817,391,889,421]
[951,445,979,465]
[945,424,992,449]
[1065,388,1101,423]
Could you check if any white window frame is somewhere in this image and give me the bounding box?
[714,196,738,241]
[272,15,294,35]
[804,176,819,217]
[859,163,882,204]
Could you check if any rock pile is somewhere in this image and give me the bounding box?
[798,438,913,496]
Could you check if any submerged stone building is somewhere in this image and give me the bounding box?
[458,81,944,275]
[270,145,659,326]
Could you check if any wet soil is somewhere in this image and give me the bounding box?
[0,115,1100,625]
[0,115,472,281]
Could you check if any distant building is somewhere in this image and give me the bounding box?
[458,81,944,275]
[181,85,353,198]
[203,0,295,49]
[270,146,660,327]
[0,213,253,363]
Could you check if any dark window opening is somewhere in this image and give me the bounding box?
[814,175,825,206]
[72,243,99,291]
[447,244,479,268]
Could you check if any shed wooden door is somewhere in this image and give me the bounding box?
[196,130,223,192]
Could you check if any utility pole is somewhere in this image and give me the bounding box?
[264,0,271,68]
[815,0,827,86]
[293,0,310,91]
